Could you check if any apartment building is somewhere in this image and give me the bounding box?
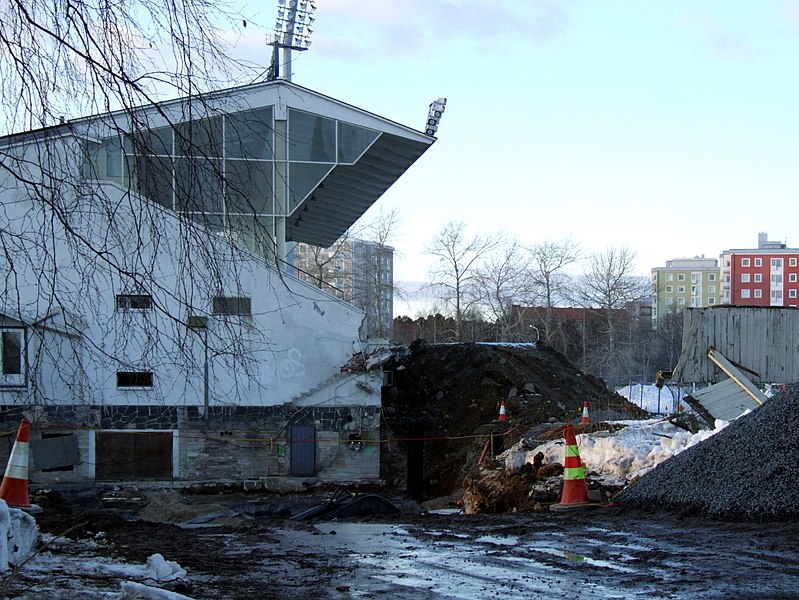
[293,238,395,339]
[721,233,799,307]
[651,256,721,328]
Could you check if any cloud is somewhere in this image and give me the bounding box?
[683,14,753,61]
[315,0,570,58]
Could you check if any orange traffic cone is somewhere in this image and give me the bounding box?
[581,401,590,424]
[497,402,507,421]
[550,424,600,511]
[0,418,32,508]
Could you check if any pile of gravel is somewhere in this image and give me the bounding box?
[614,390,799,522]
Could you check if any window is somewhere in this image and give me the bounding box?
[116,371,154,388]
[1,328,25,387]
[754,258,762,267]
[791,274,797,283]
[691,274,700,283]
[708,285,716,293]
[791,258,798,267]
[212,296,252,316]
[772,274,783,285]
[665,297,673,305]
[741,274,750,283]
[790,290,798,299]
[116,294,153,310]
[741,258,750,267]
[754,289,762,298]
[665,274,673,281]
[708,298,716,305]
[677,286,685,293]
[677,273,685,281]
[677,297,686,305]
[771,290,783,303]
[754,274,762,283]
[772,258,783,269]
[741,289,750,299]
[665,286,673,293]
[708,273,716,281]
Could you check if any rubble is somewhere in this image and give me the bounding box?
[381,340,645,501]
[613,389,799,522]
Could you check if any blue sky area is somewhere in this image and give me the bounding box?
[16,1,799,310]
[233,0,799,290]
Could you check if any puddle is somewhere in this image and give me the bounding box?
[475,534,518,546]
[528,546,636,573]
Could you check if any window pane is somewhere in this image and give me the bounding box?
[338,122,379,163]
[288,109,336,162]
[116,295,153,310]
[212,297,252,316]
[226,108,274,159]
[2,331,22,375]
[225,160,273,214]
[174,157,223,213]
[132,155,173,209]
[126,127,172,156]
[288,163,334,213]
[175,117,223,157]
[117,372,153,387]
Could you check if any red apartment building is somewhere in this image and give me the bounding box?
[721,233,799,307]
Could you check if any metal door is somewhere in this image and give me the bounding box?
[290,424,316,476]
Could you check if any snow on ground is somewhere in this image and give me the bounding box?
[505,417,731,487]
[495,382,762,506]
[615,383,689,414]
[0,499,191,600]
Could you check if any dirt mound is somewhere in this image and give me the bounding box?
[381,341,644,501]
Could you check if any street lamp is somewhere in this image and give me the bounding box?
[266,0,316,82]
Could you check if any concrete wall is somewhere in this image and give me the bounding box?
[0,130,382,484]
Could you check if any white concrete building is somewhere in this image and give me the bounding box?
[0,80,435,483]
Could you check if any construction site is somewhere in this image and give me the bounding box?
[0,307,796,597]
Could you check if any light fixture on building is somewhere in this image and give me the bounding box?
[424,97,447,136]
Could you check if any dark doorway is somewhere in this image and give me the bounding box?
[95,431,173,479]
[290,424,316,476]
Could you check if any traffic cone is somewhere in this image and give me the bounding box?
[581,401,590,424]
[0,418,32,508]
[550,424,600,511]
[497,402,507,421]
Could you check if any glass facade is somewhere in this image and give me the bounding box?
[84,105,381,256]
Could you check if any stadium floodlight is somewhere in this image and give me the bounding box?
[266,0,317,81]
[424,98,447,136]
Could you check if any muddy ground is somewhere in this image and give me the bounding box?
[10,486,799,599]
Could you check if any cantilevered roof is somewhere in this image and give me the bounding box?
[2,79,438,249]
[286,129,431,246]
[90,79,437,248]
[269,82,435,246]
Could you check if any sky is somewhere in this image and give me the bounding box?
[225,0,799,302]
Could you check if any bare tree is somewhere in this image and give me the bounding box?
[577,246,650,380]
[293,235,353,293]
[474,237,532,341]
[353,206,402,339]
[1,0,247,135]
[0,1,302,410]
[528,237,581,348]
[425,221,499,341]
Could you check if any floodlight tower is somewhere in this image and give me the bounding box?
[267,0,316,82]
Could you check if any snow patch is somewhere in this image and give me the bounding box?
[0,498,39,572]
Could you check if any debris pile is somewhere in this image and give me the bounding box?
[614,389,799,522]
[381,340,644,501]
